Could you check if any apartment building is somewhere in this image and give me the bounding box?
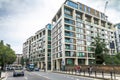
[23,37,31,59]
[23,24,52,70]
[115,23,120,53]
[51,0,116,70]
[13,54,23,66]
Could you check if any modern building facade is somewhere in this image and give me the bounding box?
[13,54,23,66]
[51,0,116,70]
[114,23,120,53]
[23,24,52,71]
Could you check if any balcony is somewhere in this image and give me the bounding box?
[65,51,76,57]
[65,18,75,25]
[65,25,74,31]
[77,52,86,57]
[65,31,74,37]
[64,14,73,19]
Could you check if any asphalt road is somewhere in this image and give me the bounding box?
[6,71,99,80]
[6,71,50,80]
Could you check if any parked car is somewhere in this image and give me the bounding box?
[34,68,39,71]
[13,67,24,77]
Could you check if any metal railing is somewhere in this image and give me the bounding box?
[53,69,117,80]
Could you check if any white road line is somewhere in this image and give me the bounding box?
[32,72,51,80]
[24,77,28,80]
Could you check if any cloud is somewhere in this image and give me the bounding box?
[0,0,65,54]
[0,0,119,54]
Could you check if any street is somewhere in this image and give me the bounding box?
[6,71,99,80]
[6,71,50,80]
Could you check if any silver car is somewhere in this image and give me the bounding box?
[13,67,24,77]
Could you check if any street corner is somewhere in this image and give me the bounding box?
[0,72,8,80]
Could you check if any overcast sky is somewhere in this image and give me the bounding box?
[0,0,120,54]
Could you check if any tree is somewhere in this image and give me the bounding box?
[0,40,16,70]
[91,35,109,64]
[21,56,24,66]
[104,53,120,65]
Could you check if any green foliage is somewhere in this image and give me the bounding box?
[0,40,16,70]
[21,56,24,66]
[104,53,120,65]
[91,35,108,64]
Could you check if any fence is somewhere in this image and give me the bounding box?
[54,69,120,80]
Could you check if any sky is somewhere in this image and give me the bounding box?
[0,0,120,54]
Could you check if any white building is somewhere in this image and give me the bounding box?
[51,0,116,70]
[23,24,52,71]
[115,23,120,53]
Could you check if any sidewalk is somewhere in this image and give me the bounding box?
[0,72,7,80]
[53,70,120,80]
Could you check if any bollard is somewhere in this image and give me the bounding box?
[69,69,70,74]
[89,70,90,77]
[110,71,113,80]
[72,69,73,74]
[0,71,1,78]
[79,70,81,75]
[102,71,104,78]
[95,71,96,77]
[84,70,85,76]
[114,71,116,80]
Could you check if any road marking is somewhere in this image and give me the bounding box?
[24,77,28,80]
[32,72,51,80]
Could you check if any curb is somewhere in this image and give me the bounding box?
[52,71,113,80]
[0,77,5,80]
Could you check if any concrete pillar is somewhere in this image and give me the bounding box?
[37,62,39,68]
[85,53,89,65]
[56,59,60,70]
[75,58,78,65]
[99,19,101,26]
[91,17,94,24]
[41,62,43,69]
[82,13,85,21]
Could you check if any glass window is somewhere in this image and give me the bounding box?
[66,59,74,65]
[65,51,70,56]
[48,37,51,40]
[76,28,84,33]
[64,8,73,18]
[76,34,84,39]
[65,38,73,43]
[77,52,85,57]
[76,22,83,28]
[86,42,91,46]
[47,24,52,30]
[48,45,51,48]
[66,1,78,9]
[76,40,84,45]
[65,25,74,31]
[65,44,70,49]
[65,31,74,37]
[65,18,75,25]
[84,6,87,12]
[77,46,84,51]
[86,25,90,29]
[88,7,90,13]
[79,4,82,10]
[86,30,90,35]
[78,59,85,64]
[88,53,94,57]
